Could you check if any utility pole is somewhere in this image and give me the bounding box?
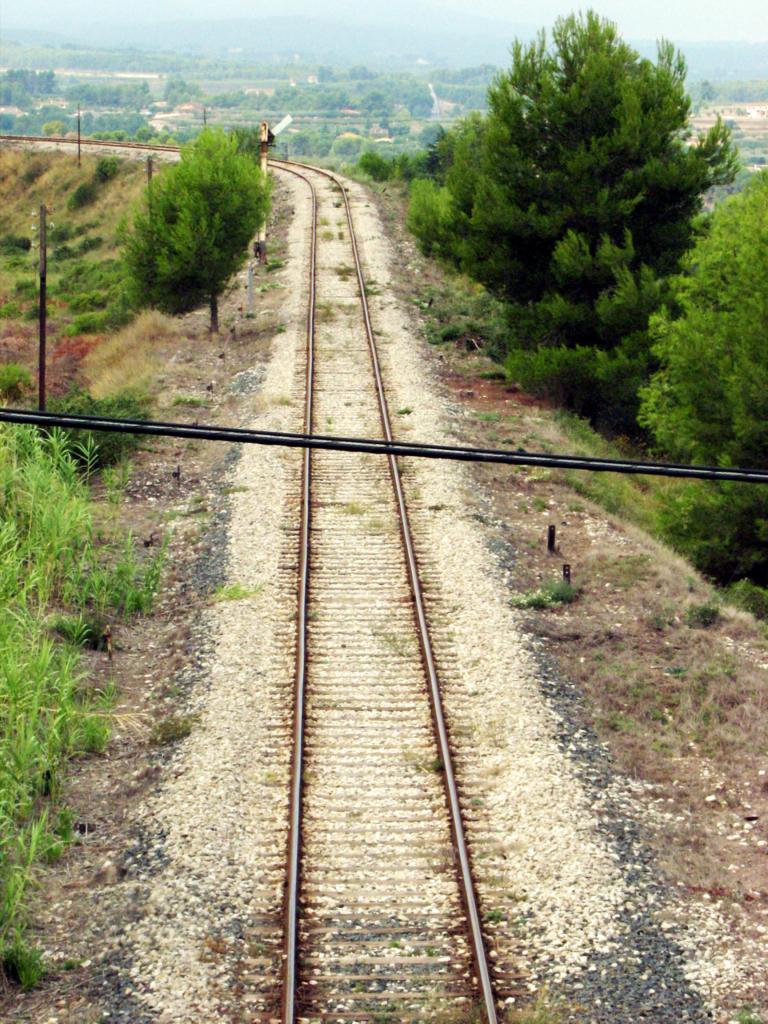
[37,204,47,412]
[147,155,154,234]
[77,105,81,167]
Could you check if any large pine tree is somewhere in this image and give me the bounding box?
[410,11,738,431]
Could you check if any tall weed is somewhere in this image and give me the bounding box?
[0,424,163,983]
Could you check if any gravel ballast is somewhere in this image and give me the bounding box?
[87,169,762,1023]
[343,179,760,1021]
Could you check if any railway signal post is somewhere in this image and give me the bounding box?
[256,121,273,264]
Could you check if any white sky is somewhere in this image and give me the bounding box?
[438,0,768,41]
[1,0,767,42]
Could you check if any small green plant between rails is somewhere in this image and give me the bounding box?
[0,424,164,989]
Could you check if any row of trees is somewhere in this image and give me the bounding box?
[405,11,768,589]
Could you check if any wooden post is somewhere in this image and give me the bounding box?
[38,205,47,412]
[147,155,154,233]
[77,105,81,167]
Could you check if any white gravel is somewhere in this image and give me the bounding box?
[341,176,759,1017]
[113,167,758,1022]
[123,172,310,1020]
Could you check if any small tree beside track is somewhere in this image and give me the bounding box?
[120,128,270,332]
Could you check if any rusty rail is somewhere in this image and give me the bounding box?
[275,162,317,1024]
[0,130,498,1021]
[272,159,499,1024]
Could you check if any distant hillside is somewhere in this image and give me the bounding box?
[2,4,533,68]
[3,9,767,75]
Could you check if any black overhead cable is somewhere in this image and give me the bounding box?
[1,407,767,485]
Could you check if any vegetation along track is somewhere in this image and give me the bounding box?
[271,159,510,1023]
[0,133,517,1020]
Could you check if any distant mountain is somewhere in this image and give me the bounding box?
[3,8,767,75]
[2,7,533,67]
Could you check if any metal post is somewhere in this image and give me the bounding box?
[38,204,47,412]
[258,120,269,264]
[563,564,571,585]
[547,524,556,554]
[77,105,81,167]
[247,261,254,314]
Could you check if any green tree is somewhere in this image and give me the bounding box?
[410,11,738,432]
[42,119,66,136]
[639,171,768,583]
[120,129,270,332]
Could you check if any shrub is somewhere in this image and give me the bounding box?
[20,158,47,185]
[52,244,76,262]
[357,151,392,182]
[511,579,578,609]
[67,291,107,314]
[13,278,37,299]
[505,345,599,416]
[76,236,103,255]
[406,179,454,258]
[0,235,31,254]
[727,579,768,620]
[0,364,32,401]
[67,182,98,210]
[94,156,120,182]
[685,601,721,628]
[47,388,151,468]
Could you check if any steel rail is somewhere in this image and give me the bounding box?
[275,162,317,1024]
[274,158,500,1023]
[0,132,180,153]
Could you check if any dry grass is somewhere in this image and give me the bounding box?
[82,310,181,398]
[0,149,145,252]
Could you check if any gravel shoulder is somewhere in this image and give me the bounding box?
[4,162,765,1024]
[344,175,766,1022]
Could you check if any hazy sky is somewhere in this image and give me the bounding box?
[447,0,768,40]
[2,0,767,42]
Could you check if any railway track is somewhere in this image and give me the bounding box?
[0,132,511,1021]
[0,132,180,155]
[272,161,500,1023]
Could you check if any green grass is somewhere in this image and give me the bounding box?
[0,363,32,401]
[172,394,209,408]
[0,423,164,987]
[212,582,263,602]
[511,579,578,609]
